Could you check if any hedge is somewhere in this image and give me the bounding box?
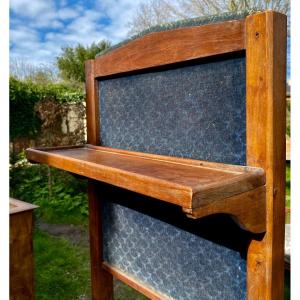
[9,77,85,140]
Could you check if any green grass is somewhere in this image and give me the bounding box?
[34,229,91,300]
[33,229,147,300]
[114,281,147,300]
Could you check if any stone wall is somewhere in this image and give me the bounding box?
[10,100,86,154]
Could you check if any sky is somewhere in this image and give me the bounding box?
[9,0,290,79]
[10,0,143,67]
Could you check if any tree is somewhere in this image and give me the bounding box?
[128,0,290,36]
[10,58,58,83]
[56,41,111,83]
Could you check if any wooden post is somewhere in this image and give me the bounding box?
[246,11,286,300]
[85,60,114,300]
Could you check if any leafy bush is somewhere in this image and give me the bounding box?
[10,77,85,140]
[10,159,88,225]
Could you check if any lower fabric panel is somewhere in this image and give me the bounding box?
[101,183,250,300]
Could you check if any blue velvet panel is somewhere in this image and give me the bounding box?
[99,54,246,165]
[99,54,247,299]
[101,184,249,300]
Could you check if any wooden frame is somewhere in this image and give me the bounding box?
[246,12,286,300]
[83,11,286,300]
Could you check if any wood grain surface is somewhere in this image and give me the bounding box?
[10,200,37,300]
[26,144,266,233]
[85,59,114,300]
[246,11,286,300]
[184,186,266,233]
[94,19,245,78]
[88,181,113,300]
[102,262,170,300]
[85,60,100,145]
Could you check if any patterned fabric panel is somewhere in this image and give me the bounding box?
[99,54,246,165]
[101,184,249,300]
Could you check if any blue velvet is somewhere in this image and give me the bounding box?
[99,55,246,165]
[98,54,247,299]
[101,185,248,300]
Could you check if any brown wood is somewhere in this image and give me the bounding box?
[88,181,113,300]
[102,262,170,300]
[246,11,286,300]
[85,58,114,299]
[94,19,245,78]
[10,199,38,300]
[184,186,266,233]
[85,60,100,145]
[26,144,266,233]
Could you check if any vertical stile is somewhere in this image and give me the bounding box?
[246,11,286,300]
[85,60,114,300]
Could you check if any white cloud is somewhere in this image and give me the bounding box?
[10,0,146,66]
[57,7,80,20]
[10,0,56,19]
[10,27,39,44]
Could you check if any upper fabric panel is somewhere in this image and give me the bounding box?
[99,54,246,165]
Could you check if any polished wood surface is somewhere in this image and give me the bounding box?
[85,60,100,145]
[26,144,266,232]
[10,199,38,300]
[85,58,114,300]
[94,19,245,78]
[88,181,113,300]
[184,186,266,233]
[246,11,286,300]
[102,262,170,300]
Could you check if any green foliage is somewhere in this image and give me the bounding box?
[284,270,290,300]
[10,163,88,224]
[34,230,91,300]
[9,77,85,140]
[10,77,42,139]
[57,41,111,83]
[286,162,290,206]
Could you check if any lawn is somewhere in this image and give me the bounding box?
[34,230,91,300]
[33,228,147,300]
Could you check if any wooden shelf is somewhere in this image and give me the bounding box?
[26,144,266,233]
